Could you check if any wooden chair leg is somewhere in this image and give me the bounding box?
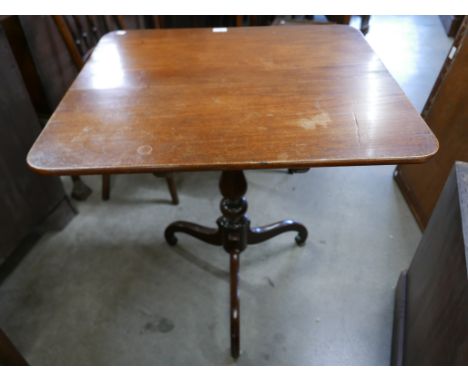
[0,329,28,366]
[102,174,110,201]
[153,172,179,205]
[360,15,371,35]
[71,175,92,201]
[165,174,179,205]
[288,168,310,174]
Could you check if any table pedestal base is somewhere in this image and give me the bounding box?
[164,170,308,358]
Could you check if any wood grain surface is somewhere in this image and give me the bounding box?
[27,25,438,175]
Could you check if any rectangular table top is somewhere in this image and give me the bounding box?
[27,25,438,175]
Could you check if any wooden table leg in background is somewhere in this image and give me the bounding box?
[165,170,308,358]
[71,175,92,201]
[163,174,179,205]
[154,173,179,205]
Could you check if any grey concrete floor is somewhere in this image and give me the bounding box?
[0,16,452,365]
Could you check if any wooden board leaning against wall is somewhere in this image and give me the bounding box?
[394,16,468,229]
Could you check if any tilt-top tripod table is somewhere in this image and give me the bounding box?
[165,170,308,358]
[28,26,438,359]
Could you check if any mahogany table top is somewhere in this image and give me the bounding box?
[27,25,438,175]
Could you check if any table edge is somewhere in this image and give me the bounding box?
[27,145,439,176]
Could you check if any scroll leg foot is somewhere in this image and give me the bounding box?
[164,221,222,246]
[230,250,240,359]
[248,219,308,246]
[71,175,92,201]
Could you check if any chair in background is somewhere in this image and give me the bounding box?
[53,16,179,204]
[271,16,371,35]
[0,15,92,201]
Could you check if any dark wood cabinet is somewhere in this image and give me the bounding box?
[18,15,79,116]
[392,162,468,365]
[0,24,75,264]
[394,17,468,229]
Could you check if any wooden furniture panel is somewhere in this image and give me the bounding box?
[0,22,76,367]
[18,16,79,115]
[394,17,468,228]
[0,24,74,262]
[0,16,49,117]
[391,162,468,365]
